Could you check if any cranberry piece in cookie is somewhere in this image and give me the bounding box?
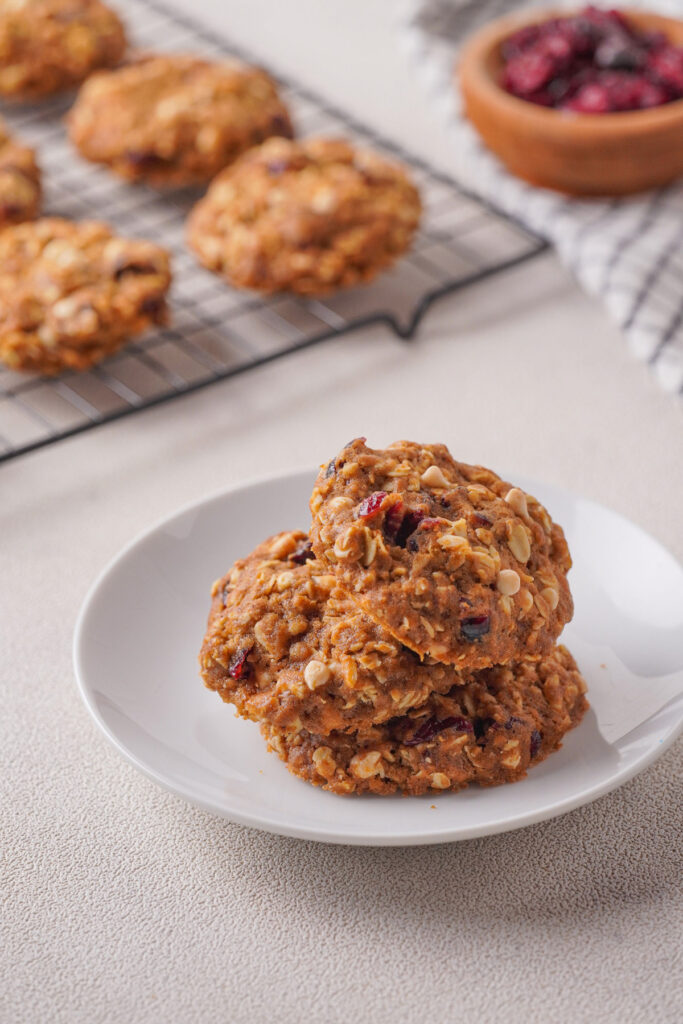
[310,438,573,668]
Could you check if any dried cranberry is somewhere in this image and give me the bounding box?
[0,203,22,220]
[395,510,425,548]
[501,23,542,61]
[505,715,525,730]
[473,716,496,740]
[357,491,387,519]
[503,52,555,96]
[383,502,427,547]
[530,729,542,758]
[647,46,683,96]
[139,296,164,318]
[565,72,669,112]
[125,150,171,168]
[460,614,490,641]
[470,511,492,528]
[383,501,404,542]
[641,31,668,52]
[564,81,611,112]
[290,539,314,564]
[269,113,293,137]
[266,159,290,175]
[113,260,156,280]
[595,37,643,71]
[407,516,441,551]
[228,648,251,680]
[404,715,474,746]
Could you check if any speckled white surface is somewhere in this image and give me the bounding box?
[2,2,682,1021]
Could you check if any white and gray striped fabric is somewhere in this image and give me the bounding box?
[400,0,683,394]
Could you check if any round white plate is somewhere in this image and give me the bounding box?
[74,469,683,845]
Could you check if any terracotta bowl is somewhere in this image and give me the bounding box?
[458,7,683,196]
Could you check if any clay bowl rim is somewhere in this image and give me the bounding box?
[458,6,683,138]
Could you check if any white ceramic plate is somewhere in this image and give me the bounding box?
[73,469,683,845]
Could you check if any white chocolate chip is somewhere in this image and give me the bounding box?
[420,464,450,489]
[304,659,330,690]
[497,569,521,595]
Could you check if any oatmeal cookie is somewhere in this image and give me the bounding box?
[186,136,421,294]
[0,0,126,101]
[310,439,573,669]
[200,530,469,736]
[0,119,41,228]
[262,644,588,795]
[68,53,293,187]
[0,218,171,374]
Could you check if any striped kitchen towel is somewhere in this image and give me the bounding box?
[400,0,683,394]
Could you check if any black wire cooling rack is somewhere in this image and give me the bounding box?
[0,0,546,464]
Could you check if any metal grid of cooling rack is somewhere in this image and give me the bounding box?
[0,0,546,464]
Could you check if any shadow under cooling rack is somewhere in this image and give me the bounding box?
[0,0,547,464]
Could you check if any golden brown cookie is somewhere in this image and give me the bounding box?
[310,439,573,669]
[262,644,588,795]
[0,218,171,374]
[200,531,465,736]
[0,0,126,101]
[0,118,41,228]
[186,136,421,294]
[68,53,293,187]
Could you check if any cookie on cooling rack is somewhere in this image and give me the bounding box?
[200,530,470,737]
[0,0,126,100]
[186,136,422,295]
[68,53,293,187]
[310,438,573,669]
[262,644,588,795]
[0,119,41,228]
[0,218,171,374]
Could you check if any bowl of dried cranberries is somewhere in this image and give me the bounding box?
[458,5,683,195]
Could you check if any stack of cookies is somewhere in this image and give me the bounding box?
[200,438,588,796]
